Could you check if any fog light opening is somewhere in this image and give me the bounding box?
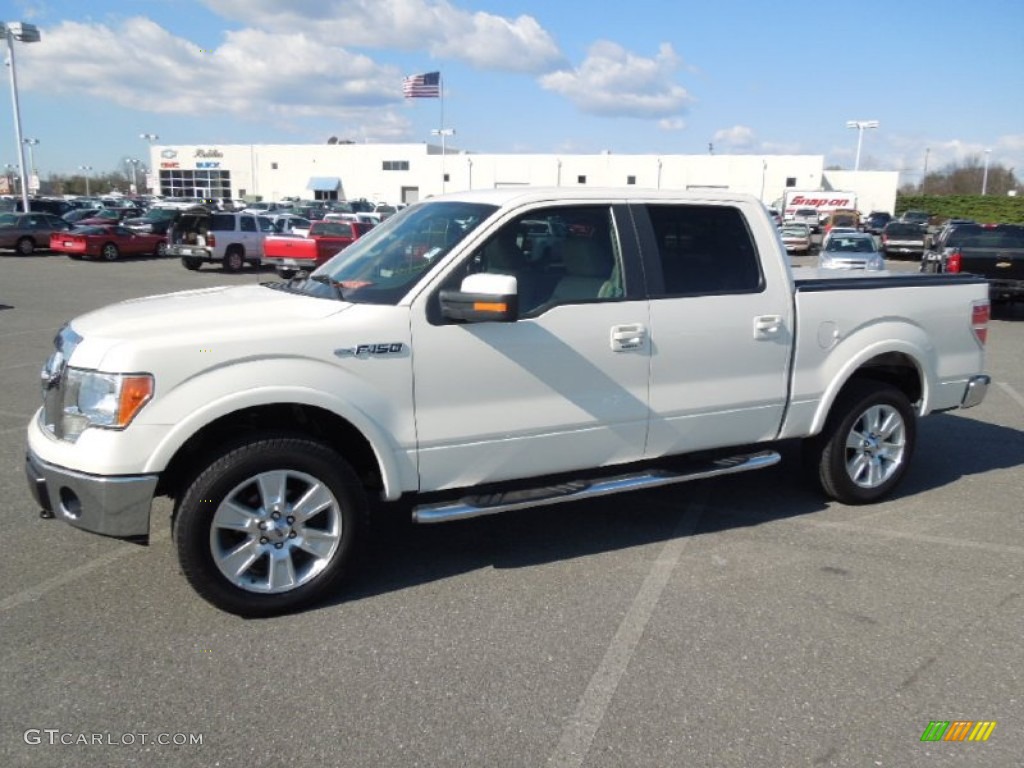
[59,487,82,519]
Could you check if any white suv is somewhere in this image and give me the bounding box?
[168,211,276,272]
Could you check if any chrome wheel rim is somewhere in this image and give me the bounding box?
[844,403,906,489]
[102,245,118,260]
[209,469,342,593]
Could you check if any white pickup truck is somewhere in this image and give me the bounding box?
[25,189,991,616]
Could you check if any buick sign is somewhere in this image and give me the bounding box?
[160,149,177,159]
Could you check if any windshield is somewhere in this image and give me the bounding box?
[295,201,497,304]
[826,237,875,253]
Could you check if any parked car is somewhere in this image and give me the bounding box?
[77,208,145,227]
[168,211,276,272]
[823,209,860,234]
[62,208,103,225]
[50,225,168,261]
[789,207,821,233]
[820,227,860,249]
[14,197,75,217]
[374,203,398,221]
[818,232,885,271]
[900,210,931,226]
[123,206,206,236]
[920,223,1024,303]
[263,219,374,278]
[0,212,72,255]
[267,214,312,237]
[780,223,812,255]
[880,222,928,259]
[863,211,893,235]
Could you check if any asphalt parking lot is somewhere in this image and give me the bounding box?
[1,251,1022,767]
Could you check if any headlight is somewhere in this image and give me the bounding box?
[61,369,154,439]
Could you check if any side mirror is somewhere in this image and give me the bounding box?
[440,272,519,323]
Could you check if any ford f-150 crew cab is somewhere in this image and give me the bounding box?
[25,189,991,616]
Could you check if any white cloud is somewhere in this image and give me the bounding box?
[658,117,686,131]
[202,0,564,73]
[538,41,692,119]
[16,18,412,135]
[712,125,755,149]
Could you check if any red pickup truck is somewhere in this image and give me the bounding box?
[263,220,373,278]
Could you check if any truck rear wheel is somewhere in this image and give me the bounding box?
[223,247,244,273]
[182,256,202,271]
[173,436,368,617]
[807,380,916,504]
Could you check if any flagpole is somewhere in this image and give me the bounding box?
[429,73,453,194]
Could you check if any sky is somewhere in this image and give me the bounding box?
[3,0,1023,186]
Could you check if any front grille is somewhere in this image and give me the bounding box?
[40,325,82,439]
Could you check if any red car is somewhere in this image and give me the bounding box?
[50,225,168,261]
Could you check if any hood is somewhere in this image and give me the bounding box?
[68,284,351,369]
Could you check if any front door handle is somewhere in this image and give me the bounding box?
[611,323,647,351]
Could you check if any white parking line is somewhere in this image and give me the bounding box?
[548,495,704,768]
[0,529,169,614]
[997,381,1024,412]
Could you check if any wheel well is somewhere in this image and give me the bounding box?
[840,352,922,405]
[226,244,244,255]
[156,404,383,502]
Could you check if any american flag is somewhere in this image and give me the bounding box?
[402,71,441,98]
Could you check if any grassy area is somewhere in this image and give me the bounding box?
[896,194,1024,224]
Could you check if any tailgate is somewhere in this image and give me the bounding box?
[263,237,318,261]
[960,248,1024,280]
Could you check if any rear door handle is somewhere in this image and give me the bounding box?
[753,315,782,339]
[610,323,647,352]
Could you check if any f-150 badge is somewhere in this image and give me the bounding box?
[334,343,405,358]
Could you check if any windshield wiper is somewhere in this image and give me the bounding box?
[309,274,346,300]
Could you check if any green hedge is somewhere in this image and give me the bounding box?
[896,195,1024,224]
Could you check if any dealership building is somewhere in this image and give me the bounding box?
[147,142,899,213]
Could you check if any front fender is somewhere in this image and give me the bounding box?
[139,356,417,499]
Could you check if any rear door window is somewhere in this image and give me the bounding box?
[240,216,257,233]
[642,204,763,296]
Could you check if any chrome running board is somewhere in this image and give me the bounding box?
[412,450,780,524]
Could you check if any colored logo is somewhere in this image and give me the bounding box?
[920,720,997,742]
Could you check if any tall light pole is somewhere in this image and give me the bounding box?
[845,120,879,171]
[140,133,158,192]
[78,164,93,196]
[125,158,140,194]
[981,149,992,195]
[2,21,42,213]
[430,128,454,193]
[922,147,930,193]
[22,137,38,192]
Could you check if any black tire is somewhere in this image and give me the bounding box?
[101,242,119,261]
[16,237,35,256]
[277,268,296,280]
[806,380,916,504]
[182,256,201,271]
[223,247,244,273]
[173,436,368,617]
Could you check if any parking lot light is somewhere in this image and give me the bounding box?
[2,21,42,213]
[125,157,140,194]
[845,120,879,172]
[78,164,93,196]
[982,149,992,196]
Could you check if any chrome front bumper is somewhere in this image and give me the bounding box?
[961,375,991,409]
[25,450,158,540]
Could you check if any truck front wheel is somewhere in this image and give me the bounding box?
[807,381,916,504]
[173,436,367,617]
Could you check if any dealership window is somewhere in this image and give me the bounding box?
[159,169,232,199]
[626,175,636,185]
[271,162,278,170]
[383,160,410,171]
[443,173,450,182]
[577,175,587,184]
[785,177,796,187]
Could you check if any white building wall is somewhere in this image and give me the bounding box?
[148,143,892,211]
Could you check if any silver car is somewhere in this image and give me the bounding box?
[818,233,885,271]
